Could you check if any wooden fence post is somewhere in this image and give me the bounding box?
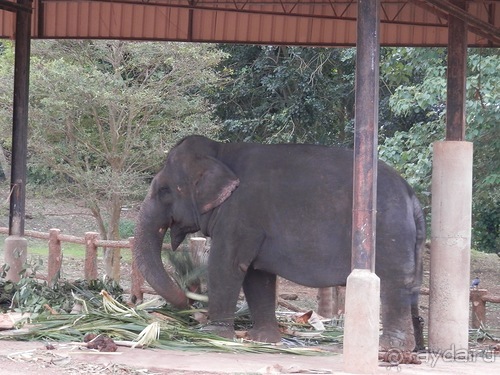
[471,289,488,329]
[130,236,144,304]
[317,286,346,318]
[84,232,99,281]
[188,237,208,294]
[47,228,62,286]
[317,287,334,318]
[189,237,208,267]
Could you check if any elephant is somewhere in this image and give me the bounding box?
[133,135,425,350]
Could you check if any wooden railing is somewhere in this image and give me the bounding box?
[418,287,500,329]
[0,227,142,300]
[0,227,177,302]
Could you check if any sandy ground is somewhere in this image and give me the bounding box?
[0,339,499,375]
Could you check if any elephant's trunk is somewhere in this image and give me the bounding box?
[133,214,189,309]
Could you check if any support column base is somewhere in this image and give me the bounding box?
[3,235,28,282]
[343,269,381,374]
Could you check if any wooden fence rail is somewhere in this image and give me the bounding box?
[1,226,499,327]
[0,226,176,302]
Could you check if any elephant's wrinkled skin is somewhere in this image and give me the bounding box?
[133,135,425,350]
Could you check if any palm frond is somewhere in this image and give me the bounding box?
[1,289,342,355]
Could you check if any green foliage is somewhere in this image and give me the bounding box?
[379,48,500,252]
[1,41,225,245]
[472,190,499,252]
[165,249,207,294]
[1,41,498,253]
[27,164,61,185]
[1,266,124,319]
[0,41,15,160]
[211,45,356,146]
[379,122,439,212]
[118,219,136,239]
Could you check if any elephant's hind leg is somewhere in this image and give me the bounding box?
[380,283,416,351]
[243,268,281,343]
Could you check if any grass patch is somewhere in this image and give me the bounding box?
[29,239,86,258]
[0,235,133,262]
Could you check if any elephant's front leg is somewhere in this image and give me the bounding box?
[203,245,246,339]
[243,267,281,343]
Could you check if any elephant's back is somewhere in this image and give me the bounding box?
[217,142,421,287]
[219,142,413,207]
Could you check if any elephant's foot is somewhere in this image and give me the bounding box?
[200,321,235,339]
[380,329,416,352]
[247,324,282,343]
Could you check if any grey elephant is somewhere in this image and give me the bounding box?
[133,135,425,350]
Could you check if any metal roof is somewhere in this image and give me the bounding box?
[0,0,499,47]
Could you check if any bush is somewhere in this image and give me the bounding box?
[119,219,135,239]
[472,191,499,253]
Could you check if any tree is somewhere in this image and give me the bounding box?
[1,40,225,280]
[211,45,356,146]
[378,48,499,252]
[0,41,14,180]
[212,45,499,251]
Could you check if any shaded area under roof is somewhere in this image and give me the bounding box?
[0,0,499,47]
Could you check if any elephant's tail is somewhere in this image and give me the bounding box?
[412,194,426,291]
[411,194,426,351]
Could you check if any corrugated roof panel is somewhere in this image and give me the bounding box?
[273,11,288,44]
[258,14,277,44]
[237,9,252,43]
[0,9,14,38]
[76,2,91,37]
[0,0,498,47]
[36,1,191,41]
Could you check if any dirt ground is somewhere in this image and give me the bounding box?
[1,193,499,374]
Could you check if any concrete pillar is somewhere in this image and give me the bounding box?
[3,235,27,282]
[428,141,473,353]
[343,269,381,373]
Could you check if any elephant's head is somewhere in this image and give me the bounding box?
[133,137,239,308]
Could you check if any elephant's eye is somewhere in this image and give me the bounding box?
[158,186,171,196]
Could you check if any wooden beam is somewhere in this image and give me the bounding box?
[0,0,32,13]
[421,0,500,44]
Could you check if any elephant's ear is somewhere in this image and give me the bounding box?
[194,156,240,214]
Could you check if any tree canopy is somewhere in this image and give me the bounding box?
[1,40,226,279]
[211,45,356,146]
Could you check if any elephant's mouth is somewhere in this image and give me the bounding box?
[170,221,199,251]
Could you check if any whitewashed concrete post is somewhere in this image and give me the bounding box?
[344,269,380,373]
[428,141,473,352]
[4,235,27,282]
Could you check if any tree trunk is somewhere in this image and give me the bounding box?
[104,191,122,281]
[0,143,10,180]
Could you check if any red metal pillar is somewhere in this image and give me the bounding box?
[9,0,32,237]
[446,0,467,141]
[4,0,32,283]
[351,0,380,272]
[343,1,381,372]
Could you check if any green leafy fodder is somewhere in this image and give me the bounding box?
[2,289,339,355]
